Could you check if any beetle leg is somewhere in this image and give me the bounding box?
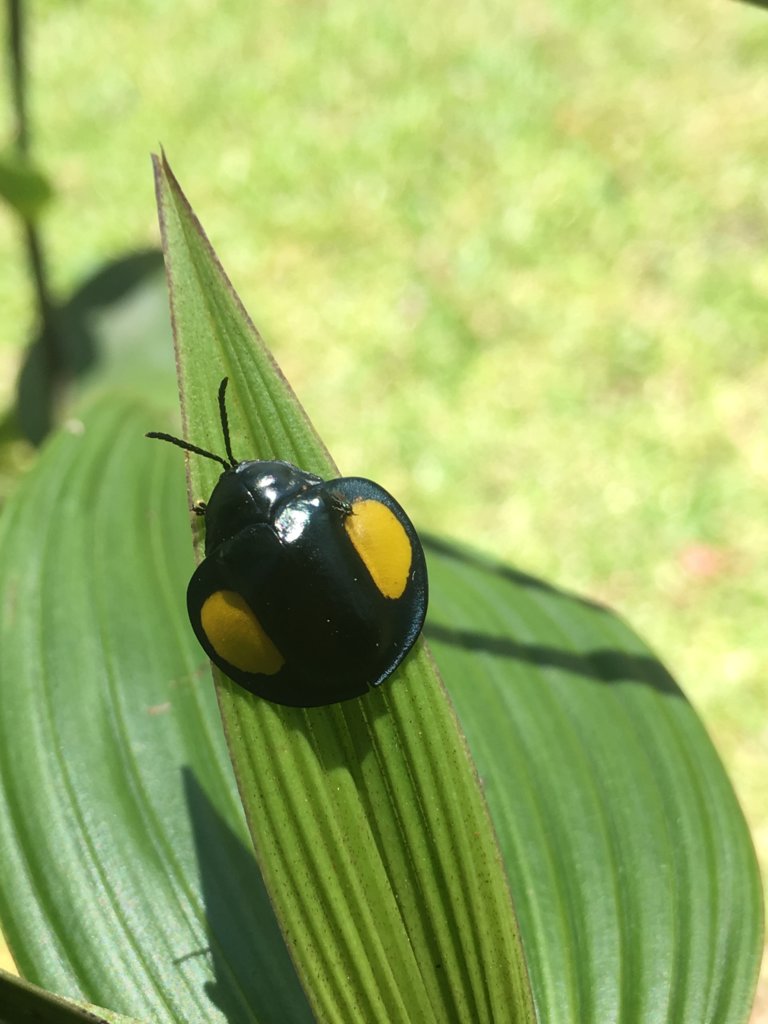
[329,491,353,517]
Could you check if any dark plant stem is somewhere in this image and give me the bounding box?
[23,222,59,383]
[7,0,63,420]
[8,0,28,153]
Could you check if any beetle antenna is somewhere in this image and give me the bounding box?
[145,432,231,472]
[217,377,238,467]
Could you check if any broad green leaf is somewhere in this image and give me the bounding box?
[153,154,534,1023]
[0,396,315,1024]
[426,539,764,1024]
[0,153,53,220]
[0,969,144,1024]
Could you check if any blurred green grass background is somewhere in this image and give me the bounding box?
[1,0,765,1009]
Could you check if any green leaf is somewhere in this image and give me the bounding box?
[426,539,764,1024]
[152,153,534,1023]
[0,394,315,1023]
[0,153,53,220]
[0,969,144,1024]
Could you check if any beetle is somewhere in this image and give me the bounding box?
[147,378,428,707]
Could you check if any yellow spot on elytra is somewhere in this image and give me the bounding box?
[344,499,412,599]
[200,590,284,675]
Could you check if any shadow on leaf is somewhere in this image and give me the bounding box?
[15,249,168,444]
[423,535,682,697]
[181,769,314,1024]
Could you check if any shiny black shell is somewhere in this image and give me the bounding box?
[186,460,428,707]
